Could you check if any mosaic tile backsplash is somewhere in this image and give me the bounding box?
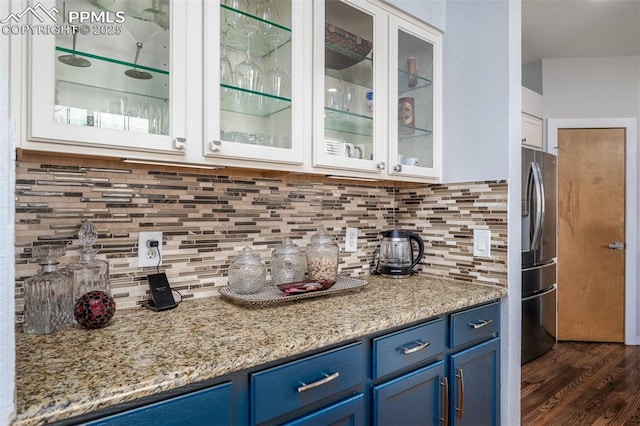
[14,157,507,321]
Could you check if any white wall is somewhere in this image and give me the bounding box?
[0,0,16,421]
[543,56,640,343]
[384,0,446,31]
[442,1,521,424]
[441,0,511,183]
[543,56,639,119]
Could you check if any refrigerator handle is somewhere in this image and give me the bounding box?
[530,162,545,250]
[522,284,557,302]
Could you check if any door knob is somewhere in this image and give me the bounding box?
[608,242,625,250]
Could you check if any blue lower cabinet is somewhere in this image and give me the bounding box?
[449,337,500,426]
[283,394,365,426]
[85,381,233,426]
[372,361,445,426]
[251,342,363,425]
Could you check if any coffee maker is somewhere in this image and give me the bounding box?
[373,230,424,278]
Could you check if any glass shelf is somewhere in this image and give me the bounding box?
[398,69,432,94]
[398,124,432,139]
[56,47,169,75]
[221,5,291,56]
[220,83,291,117]
[55,47,169,99]
[324,108,374,137]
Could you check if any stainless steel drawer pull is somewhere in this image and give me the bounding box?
[455,369,465,419]
[469,319,493,329]
[297,372,340,393]
[402,340,431,355]
[440,376,449,425]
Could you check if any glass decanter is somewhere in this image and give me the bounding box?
[67,220,111,302]
[23,245,74,334]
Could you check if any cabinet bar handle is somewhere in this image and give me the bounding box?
[455,369,465,419]
[440,376,449,426]
[469,319,493,329]
[402,340,431,355]
[297,372,340,393]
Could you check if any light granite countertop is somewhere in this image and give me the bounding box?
[13,275,507,425]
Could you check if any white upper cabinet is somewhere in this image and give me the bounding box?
[203,0,310,165]
[312,0,442,181]
[27,0,188,156]
[312,0,387,174]
[387,15,442,180]
[20,0,441,181]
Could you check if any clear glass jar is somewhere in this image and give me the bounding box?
[67,220,111,302]
[23,245,74,334]
[271,237,306,285]
[306,228,339,282]
[228,246,266,294]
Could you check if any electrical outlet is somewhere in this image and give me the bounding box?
[138,231,163,268]
[345,227,358,252]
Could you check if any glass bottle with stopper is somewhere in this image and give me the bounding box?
[23,245,74,334]
[67,220,111,301]
[67,220,115,329]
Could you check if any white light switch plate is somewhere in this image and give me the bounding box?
[345,227,358,252]
[473,229,491,258]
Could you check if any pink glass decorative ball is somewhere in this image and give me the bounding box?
[74,291,116,329]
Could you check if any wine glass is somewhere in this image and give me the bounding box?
[262,45,289,99]
[58,26,91,68]
[124,42,153,80]
[234,36,263,114]
[220,35,234,108]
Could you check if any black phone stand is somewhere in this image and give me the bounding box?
[145,273,178,312]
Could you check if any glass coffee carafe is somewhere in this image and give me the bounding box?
[377,230,424,278]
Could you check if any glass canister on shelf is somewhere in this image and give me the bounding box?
[23,245,74,334]
[306,228,339,283]
[271,237,306,285]
[67,220,115,329]
[228,246,266,294]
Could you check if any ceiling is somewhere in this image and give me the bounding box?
[522,0,640,64]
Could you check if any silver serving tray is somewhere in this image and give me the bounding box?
[218,276,369,307]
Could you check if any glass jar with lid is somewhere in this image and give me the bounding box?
[306,228,339,282]
[271,237,306,285]
[23,245,74,334]
[228,246,266,294]
[67,220,111,302]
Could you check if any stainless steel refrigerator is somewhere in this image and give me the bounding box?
[521,147,557,364]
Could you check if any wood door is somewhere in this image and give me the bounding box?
[557,128,625,342]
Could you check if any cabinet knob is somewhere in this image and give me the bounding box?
[376,162,386,170]
[173,138,187,150]
[521,138,527,142]
[393,164,402,172]
[210,140,222,152]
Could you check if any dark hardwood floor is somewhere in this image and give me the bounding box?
[522,342,640,425]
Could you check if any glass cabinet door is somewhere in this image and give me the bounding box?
[29,0,187,154]
[388,16,442,179]
[313,0,386,174]
[204,0,307,165]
